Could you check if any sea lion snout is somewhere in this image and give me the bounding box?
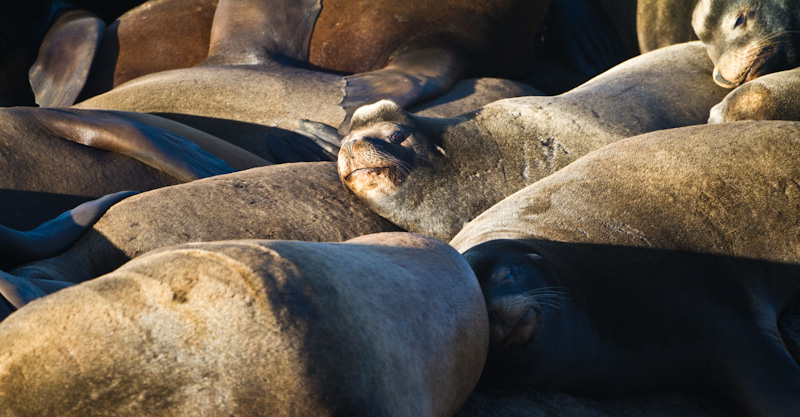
[487,296,538,348]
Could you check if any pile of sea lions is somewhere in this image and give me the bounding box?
[1,0,800,416]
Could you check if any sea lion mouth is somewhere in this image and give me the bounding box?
[345,166,387,180]
[742,44,778,84]
[490,306,537,348]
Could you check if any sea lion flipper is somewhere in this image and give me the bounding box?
[296,119,342,156]
[31,108,235,181]
[0,271,48,312]
[205,0,321,65]
[29,9,105,108]
[0,190,138,265]
[338,46,464,134]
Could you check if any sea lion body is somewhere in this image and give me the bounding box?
[12,162,402,284]
[0,233,488,416]
[78,0,219,101]
[338,42,728,241]
[692,0,800,88]
[0,107,264,230]
[709,66,800,123]
[451,121,800,417]
[78,0,550,133]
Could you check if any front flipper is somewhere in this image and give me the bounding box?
[339,46,465,134]
[0,271,73,321]
[1,190,138,266]
[29,9,105,108]
[205,0,321,65]
[294,119,343,159]
[23,107,235,181]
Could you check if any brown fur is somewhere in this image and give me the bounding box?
[0,233,487,416]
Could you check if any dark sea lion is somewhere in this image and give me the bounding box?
[708,66,800,123]
[0,107,265,230]
[12,162,402,285]
[78,0,550,134]
[450,121,800,417]
[338,42,728,242]
[692,0,800,88]
[0,233,487,416]
[0,1,145,106]
[78,0,219,101]
[0,191,137,320]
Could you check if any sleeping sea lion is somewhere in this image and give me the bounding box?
[11,162,402,285]
[337,42,728,242]
[0,233,488,416]
[692,0,800,88]
[450,121,800,417]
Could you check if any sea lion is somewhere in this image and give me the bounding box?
[636,0,699,53]
[0,233,488,416]
[78,0,219,102]
[708,66,800,123]
[337,42,728,242]
[0,107,266,230]
[0,0,146,106]
[76,0,550,134]
[450,121,800,417]
[11,162,402,285]
[692,0,800,88]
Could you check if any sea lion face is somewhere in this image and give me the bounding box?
[692,0,800,88]
[464,240,562,352]
[337,100,445,204]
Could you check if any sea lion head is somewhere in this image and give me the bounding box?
[463,239,564,352]
[692,0,800,88]
[338,100,447,213]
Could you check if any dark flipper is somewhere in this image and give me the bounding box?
[339,46,465,134]
[1,190,137,265]
[205,0,321,65]
[29,9,105,107]
[23,107,235,181]
[295,119,343,158]
[0,271,74,321]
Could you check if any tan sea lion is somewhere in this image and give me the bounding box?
[709,66,800,123]
[692,0,800,88]
[0,107,266,230]
[11,162,402,286]
[337,42,729,242]
[450,121,800,417]
[0,233,488,416]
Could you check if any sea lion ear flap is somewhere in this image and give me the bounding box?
[29,10,105,108]
[349,100,415,132]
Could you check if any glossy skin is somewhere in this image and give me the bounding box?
[692,0,800,88]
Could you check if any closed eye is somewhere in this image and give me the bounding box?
[734,14,746,29]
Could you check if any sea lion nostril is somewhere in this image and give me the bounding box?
[713,69,734,88]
